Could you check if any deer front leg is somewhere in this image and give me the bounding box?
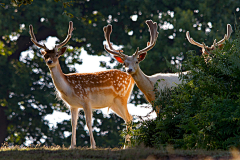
[83,105,96,149]
[70,108,79,149]
[111,98,132,149]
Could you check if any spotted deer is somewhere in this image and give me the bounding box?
[186,24,232,56]
[29,21,134,149]
[103,20,185,114]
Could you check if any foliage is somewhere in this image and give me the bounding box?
[121,119,158,148]
[130,25,240,150]
[11,0,33,7]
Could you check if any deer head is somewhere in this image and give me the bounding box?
[103,20,158,75]
[29,21,74,68]
[186,24,232,55]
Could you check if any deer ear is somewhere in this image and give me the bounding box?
[58,47,67,56]
[138,52,147,62]
[41,50,46,55]
[114,56,124,64]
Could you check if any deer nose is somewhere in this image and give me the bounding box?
[47,60,53,64]
[127,69,132,73]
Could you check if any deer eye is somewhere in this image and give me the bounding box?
[136,61,138,64]
[56,54,58,57]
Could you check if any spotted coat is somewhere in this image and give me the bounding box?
[65,69,134,98]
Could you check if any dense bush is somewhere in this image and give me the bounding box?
[128,25,240,150]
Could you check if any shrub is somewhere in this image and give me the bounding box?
[129,25,240,150]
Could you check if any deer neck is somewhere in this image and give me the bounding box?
[131,66,155,103]
[48,61,71,95]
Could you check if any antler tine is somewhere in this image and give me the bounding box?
[55,21,74,49]
[136,20,159,56]
[186,31,204,48]
[226,24,233,39]
[103,44,123,56]
[29,25,48,50]
[216,24,232,45]
[103,25,125,57]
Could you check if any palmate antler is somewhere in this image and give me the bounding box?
[134,20,159,56]
[29,21,74,50]
[103,25,125,57]
[103,20,159,57]
[186,24,232,54]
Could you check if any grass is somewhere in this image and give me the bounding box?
[0,144,238,160]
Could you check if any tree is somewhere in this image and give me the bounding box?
[1,0,240,147]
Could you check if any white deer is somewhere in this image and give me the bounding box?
[29,21,134,149]
[103,20,184,113]
[103,20,232,114]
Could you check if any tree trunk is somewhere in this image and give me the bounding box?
[0,107,8,146]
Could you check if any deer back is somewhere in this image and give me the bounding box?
[65,69,134,98]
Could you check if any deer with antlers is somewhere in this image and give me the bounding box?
[103,20,184,113]
[29,21,134,149]
[186,24,232,56]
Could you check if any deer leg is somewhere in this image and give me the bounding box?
[83,105,96,149]
[111,98,132,148]
[70,107,79,149]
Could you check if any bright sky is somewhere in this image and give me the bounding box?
[21,36,156,130]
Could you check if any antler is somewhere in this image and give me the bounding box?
[215,24,232,45]
[103,20,158,57]
[29,21,74,50]
[134,20,159,56]
[186,24,232,51]
[55,21,74,49]
[103,25,125,57]
[185,31,204,48]
[29,24,48,50]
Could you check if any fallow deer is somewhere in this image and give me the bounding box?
[29,21,134,149]
[103,20,185,114]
